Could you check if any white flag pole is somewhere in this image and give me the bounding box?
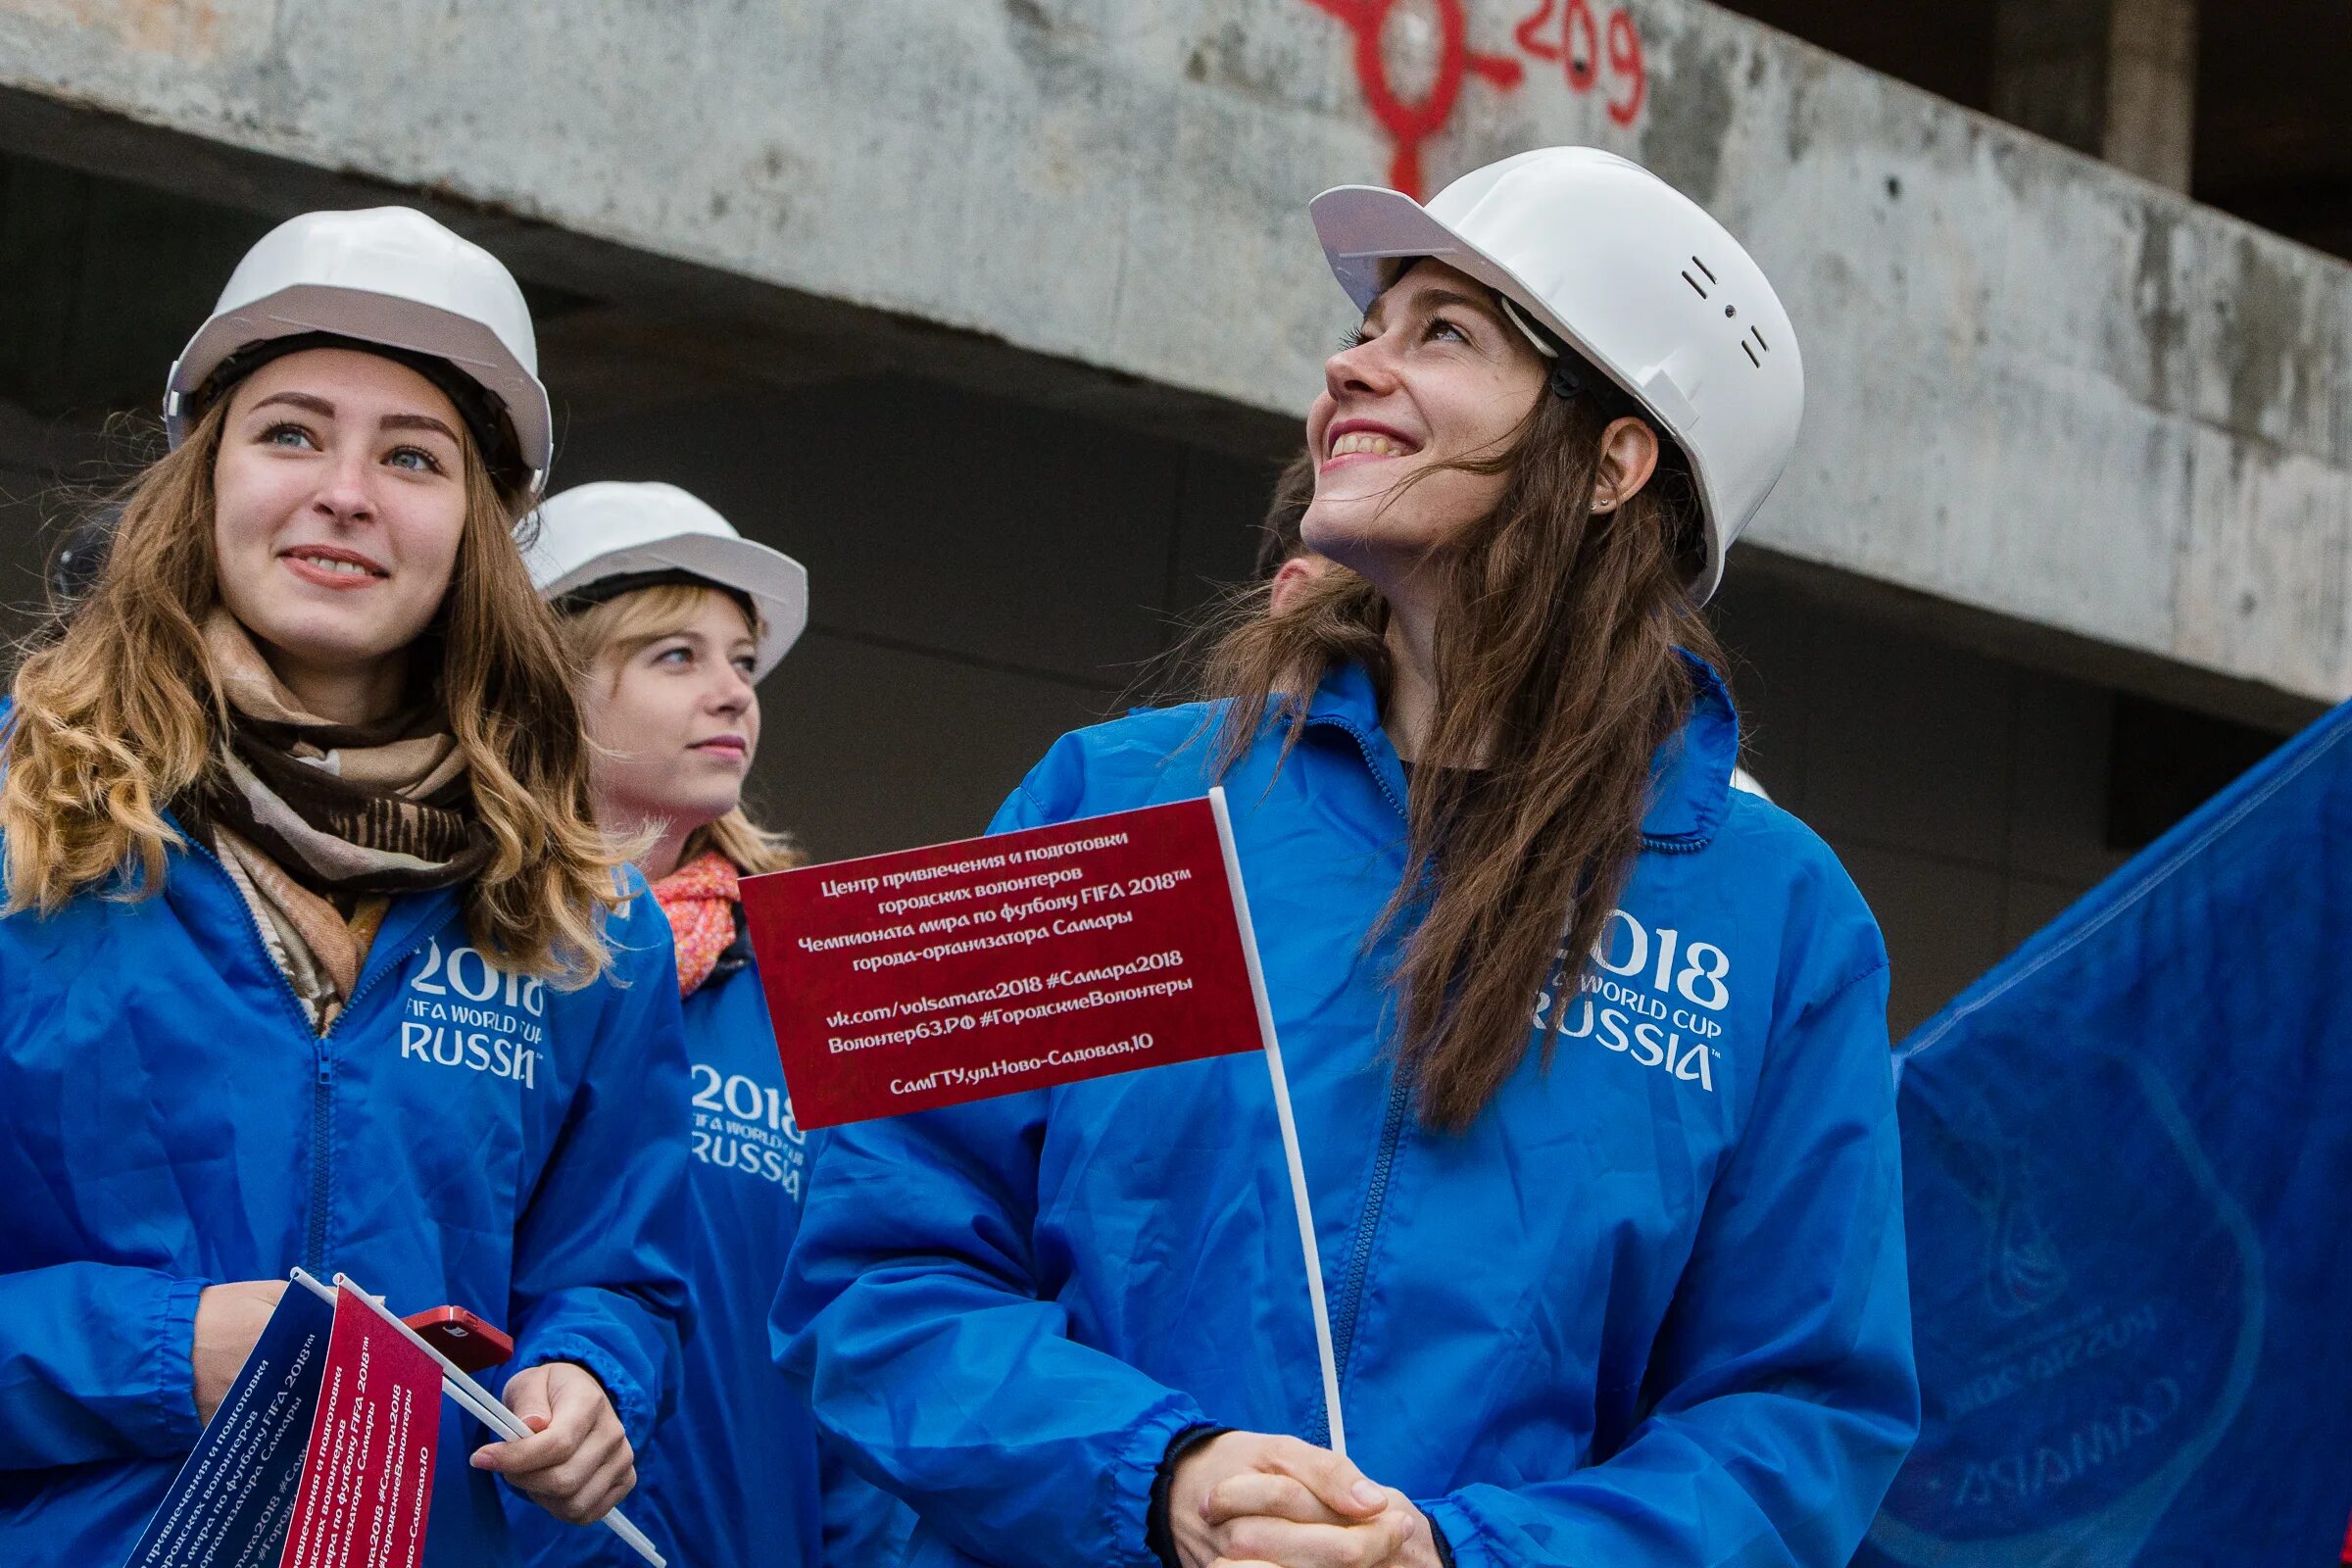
[1205,788,1348,1458]
[294,1270,665,1567]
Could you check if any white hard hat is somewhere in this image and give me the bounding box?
[525,481,809,681]
[165,207,553,498]
[1310,147,1803,603]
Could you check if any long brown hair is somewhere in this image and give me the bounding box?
[1,399,629,983]
[557,582,804,877]
[1203,389,1728,1132]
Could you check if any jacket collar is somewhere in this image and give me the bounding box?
[1301,654,1737,849]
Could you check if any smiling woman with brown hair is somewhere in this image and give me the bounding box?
[780,148,1917,1568]
[0,209,690,1567]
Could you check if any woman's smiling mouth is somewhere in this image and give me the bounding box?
[1322,419,1423,470]
[280,546,388,588]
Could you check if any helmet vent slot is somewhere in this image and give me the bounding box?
[1681,269,1710,300]
[1742,324,1770,368]
[1690,255,1718,284]
[1741,341,1760,368]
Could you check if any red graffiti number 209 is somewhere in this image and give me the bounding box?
[1305,0,1649,198]
[1516,0,1646,125]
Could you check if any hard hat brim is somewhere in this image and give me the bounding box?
[165,283,555,498]
[1308,182,1731,603]
[538,531,810,682]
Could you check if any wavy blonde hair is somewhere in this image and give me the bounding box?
[557,582,803,877]
[1,399,629,983]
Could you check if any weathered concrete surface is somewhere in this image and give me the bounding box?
[3,0,2347,703]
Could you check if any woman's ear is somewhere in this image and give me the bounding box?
[1592,416,1661,514]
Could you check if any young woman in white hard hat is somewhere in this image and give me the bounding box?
[512,481,906,1568]
[0,209,691,1566]
[779,147,1918,1568]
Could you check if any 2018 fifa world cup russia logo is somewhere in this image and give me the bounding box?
[1301,0,1650,198]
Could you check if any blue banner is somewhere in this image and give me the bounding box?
[1860,700,2352,1566]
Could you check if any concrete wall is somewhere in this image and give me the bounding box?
[3,0,2347,713]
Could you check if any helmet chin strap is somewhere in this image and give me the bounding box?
[1495,292,1606,403]
[1494,292,1557,359]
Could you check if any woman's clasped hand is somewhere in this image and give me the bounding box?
[1171,1434,1444,1568]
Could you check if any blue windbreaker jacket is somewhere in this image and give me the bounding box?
[776,660,1919,1568]
[0,815,692,1566]
[511,945,909,1568]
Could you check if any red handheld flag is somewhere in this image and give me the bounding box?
[277,1287,442,1568]
[743,789,1350,1454]
[742,794,1267,1130]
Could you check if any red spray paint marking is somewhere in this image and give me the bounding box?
[1303,0,1649,197]
[1302,0,1524,198]
[1514,0,1647,125]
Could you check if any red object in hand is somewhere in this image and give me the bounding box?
[742,796,1270,1130]
[403,1306,514,1374]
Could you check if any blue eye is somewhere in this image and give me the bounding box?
[385,446,445,474]
[262,422,318,450]
[732,656,757,677]
[1427,317,1469,343]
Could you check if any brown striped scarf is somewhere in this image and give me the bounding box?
[191,612,492,1028]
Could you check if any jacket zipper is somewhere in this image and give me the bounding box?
[1299,713,1413,1450]
[1315,1072,1410,1448]
[183,835,428,1275]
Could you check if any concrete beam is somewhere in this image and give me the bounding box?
[2,0,2345,706]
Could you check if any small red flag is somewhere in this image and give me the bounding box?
[742,795,1268,1130]
[278,1286,442,1568]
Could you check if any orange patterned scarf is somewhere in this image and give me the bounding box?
[653,851,741,997]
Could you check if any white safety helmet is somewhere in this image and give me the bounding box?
[1310,147,1803,604]
[165,207,553,499]
[525,481,809,681]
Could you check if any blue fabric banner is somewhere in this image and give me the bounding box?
[1861,699,2352,1567]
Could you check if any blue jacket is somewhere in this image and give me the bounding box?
[512,942,909,1568]
[776,661,1918,1568]
[0,815,691,1566]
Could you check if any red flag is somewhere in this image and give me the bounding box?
[746,789,1349,1452]
[277,1287,442,1568]
[742,795,1268,1130]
